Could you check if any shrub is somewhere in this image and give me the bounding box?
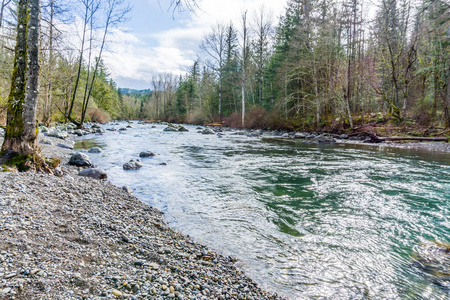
[245,106,268,129]
[88,108,110,124]
[222,112,242,128]
[186,108,211,125]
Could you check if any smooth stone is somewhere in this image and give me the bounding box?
[134,260,144,267]
[139,151,155,157]
[122,186,133,194]
[112,289,123,297]
[4,272,17,279]
[88,147,102,153]
[41,138,53,145]
[78,168,107,179]
[47,128,68,139]
[69,152,93,167]
[57,143,74,150]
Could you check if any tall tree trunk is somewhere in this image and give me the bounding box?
[241,11,247,128]
[43,0,54,125]
[2,0,40,156]
[445,67,450,128]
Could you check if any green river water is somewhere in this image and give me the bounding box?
[76,122,450,299]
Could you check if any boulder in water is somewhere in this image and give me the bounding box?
[123,159,142,170]
[139,151,155,158]
[163,124,189,132]
[88,147,103,153]
[199,128,215,135]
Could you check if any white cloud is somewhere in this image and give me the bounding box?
[102,0,287,89]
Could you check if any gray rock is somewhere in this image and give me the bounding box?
[339,134,349,139]
[122,186,133,194]
[69,152,93,167]
[119,127,127,131]
[78,168,107,179]
[315,134,336,144]
[199,128,215,135]
[57,143,74,150]
[294,132,307,139]
[95,128,105,133]
[163,126,179,132]
[91,124,101,129]
[139,151,155,157]
[88,147,102,153]
[232,131,246,135]
[164,124,189,132]
[123,160,143,170]
[74,129,84,136]
[40,138,53,145]
[47,128,68,139]
[282,133,290,138]
[54,167,63,177]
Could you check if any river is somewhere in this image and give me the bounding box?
[75,122,450,299]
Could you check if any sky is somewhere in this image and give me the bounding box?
[100,0,288,90]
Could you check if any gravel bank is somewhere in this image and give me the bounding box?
[0,136,283,299]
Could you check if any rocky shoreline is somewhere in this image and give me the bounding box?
[0,133,284,299]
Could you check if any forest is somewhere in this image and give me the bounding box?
[0,0,449,134]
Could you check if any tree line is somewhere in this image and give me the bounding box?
[0,0,449,165]
[131,0,450,132]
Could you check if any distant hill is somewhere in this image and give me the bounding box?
[119,88,152,96]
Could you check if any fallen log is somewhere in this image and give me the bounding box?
[374,136,448,143]
[205,122,224,127]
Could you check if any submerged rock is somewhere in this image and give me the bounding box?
[88,147,103,153]
[139,151,155,158]
[78,168,107,179]
[69,152,93,167]
[411,241,450,290]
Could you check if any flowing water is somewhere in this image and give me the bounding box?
[75,122,450,299]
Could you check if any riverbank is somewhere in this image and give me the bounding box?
[0,135,284,299]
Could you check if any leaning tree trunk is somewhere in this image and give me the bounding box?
[1,0,41,156]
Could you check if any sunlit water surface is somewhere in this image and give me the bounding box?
[75,122,450,299]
